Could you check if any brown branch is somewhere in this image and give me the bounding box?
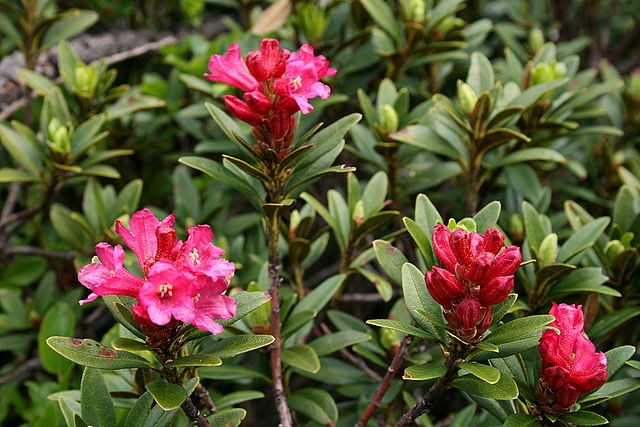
[181,398,211,427]
[356,335,413,427]
[0,358,40,385]
[340,291,402,303]
[6,245,75,260]
[193,383,217,413]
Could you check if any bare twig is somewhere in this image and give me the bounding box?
[356,335,413,427]
[340,291,402,303]
[7,245,75,260]
[194,383,217,413]
[320,323,382,381]
[0,358,40,385]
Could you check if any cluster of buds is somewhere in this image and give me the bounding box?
[78,209,236,336]
[425,224,522,342]
[205,39,336,158]
[536,303,607,414]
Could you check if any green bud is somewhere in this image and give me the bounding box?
[529,28,545,52]
[379,104,399,133]
[352,200,365,226]
[379,327,400,350]
[47,118,63,139]
[457,80,478,113]
[290,210,301,233]
[448,217,476,233]
[509,214,524,241]
[74,64,98,98]
[538,233,558,266]
[605,240,626,263]
[407,0,425,22]
[531,61,567,86]
[47,118,72,155]
[436,16,464,35]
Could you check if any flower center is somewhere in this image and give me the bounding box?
[110,270,116,277]
[193,293,201,303]
[189,248,201,265]
[157,283,173,298]
[289,75,302,91]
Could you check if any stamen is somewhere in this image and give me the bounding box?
[289,75,302,90]
[158,283,173,298]
[193,293,201,303]
[189,248,201,265]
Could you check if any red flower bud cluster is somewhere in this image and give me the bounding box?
[205,39,336,157]
[425,224,521,342]
[536,303,607,414]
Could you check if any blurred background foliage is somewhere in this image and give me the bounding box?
[2,0,640,426]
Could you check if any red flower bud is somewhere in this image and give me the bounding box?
[275,96,300,115]
[536,303,607,414]
[155,224,177,262]
[477,275,513,306]
[425,267,467,309]
[433,224,457,271]
[491,245,522,277]
[266,111,296,141]
[451,228,474,264]
[223,95,263,125]
[246,38,289,82]
[455,294,485,331]
[483,227,505,254]
[244,90,272,114]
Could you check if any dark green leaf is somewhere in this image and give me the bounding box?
[81,368,116,427]
[46,337,152,370]
[145,380,188,411]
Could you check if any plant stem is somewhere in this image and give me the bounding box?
[267,212,293,427]
[181,398,211,427]
[465,146,481,216]
[356,335,413,427]
[393,342,470,427]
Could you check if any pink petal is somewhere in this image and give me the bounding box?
[204,43,258,92]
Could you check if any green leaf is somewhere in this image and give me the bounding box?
[485,315,554,345]
[291,274,344,316]
[101,296,146,339]
[467,52,495,93]
[489,148,566,168]
[453,373,518,400]
[165,354,222,367]
[16,69,56,96]
[504,414,542,427]
[589,308,640,340]
[207,335,274,359]
[208,408,247,427]
[282,310,317,339]
[0,123,42,177]
[308,330,371,357]
[219,291,271,327]
[549,267,619,297]
[402,263,445,340]
[353,211,399,245]
[373,240,408,285]
[474,336,542,361]
[105,93,165,120]
[459,362,501,384]
[605,346,636,380]
[557,217,610,263]
[0,12,23,48]
[124,392,153,427]
[404,217,435,268]
[361,171,389,217]
[473,201,501,233]
[491,293,517,325]
[81,368,116,427]
[509,78,570,110]
[71,115,107,160]
[38,302,76,375]
[0,168,38,182]
[522,201,547,251]
[403,364,448,380]
[560,411,608,426]
[215,391,265,410]
[46,337,152,370]
[289,388,338,426]
[366,319,432,339]
[41,10,98,51]
[282,345,321,373]
[360,0,403,44]
[146,380,188,411]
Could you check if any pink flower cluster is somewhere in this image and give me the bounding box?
[537,303,607,413]
[426,224,522,342]
[205,39,336,155]
[78,209,236,335]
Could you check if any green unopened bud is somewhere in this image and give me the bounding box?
[300,3,326,43]
[74,64,98,98]
[457,80,478,113]
[290,210,301,233]
[47,118,63,139]
[531,61,567,99]
[529,28,545,52]
[538,233,557,266]
[436,16,464,35]
[510,214,524,241]
[448,217,476,233]
[605,240,626,263]
[407,0,425,22]
[47,119,72,155]
[379,104,399,133]
[379,327,400,350]
[352,200,365,226]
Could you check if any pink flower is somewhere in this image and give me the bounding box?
[537,303,607,413]
[274,60,331,114]
[223,95,263,125]
[78,243,144,305]
[204,43,258,92]
[138,261,197,326]
[289,44,337,79]
[180,225,235,280]
[191,278,237,334]
[245,38,290,82]
[115,209,177,274]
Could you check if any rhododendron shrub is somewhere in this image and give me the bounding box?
[79,209,236,334]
